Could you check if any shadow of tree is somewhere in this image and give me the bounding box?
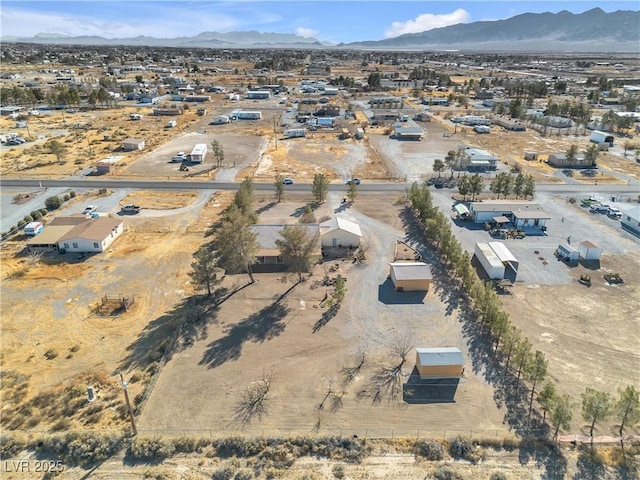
[256,201,277,215]
[573,447,607,480]
[517,439,568,480]
[200,301,289,369]
[312,304,339,333]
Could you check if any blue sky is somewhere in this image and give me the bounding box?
[1,1,637,43]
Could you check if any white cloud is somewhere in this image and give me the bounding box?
[384,9,470,38]
[0,5,281,38]
[295,27,318,38]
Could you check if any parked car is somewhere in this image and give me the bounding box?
[589,204,610,213]
[282,177,294,185]
[82,205,98,214]
[346,178,361,185]
[607,207,622,218]
[121,205,141,214]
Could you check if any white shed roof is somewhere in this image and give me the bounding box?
[416,347,464,366]
[319,217,362,237]
[389,262,432,281]
[488,241,518,266]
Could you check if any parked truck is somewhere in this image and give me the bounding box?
[590,130,614,147]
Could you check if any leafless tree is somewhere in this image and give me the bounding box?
[233,371,274,425]
[26,248,44,268]
[317,379,334,410]
[341,349,366,386]
[362,330,413,404]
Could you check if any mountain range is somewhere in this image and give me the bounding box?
[2,8,639,52]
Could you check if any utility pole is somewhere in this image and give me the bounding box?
[119,373,137,435]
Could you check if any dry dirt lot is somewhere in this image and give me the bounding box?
[138,193,506,439]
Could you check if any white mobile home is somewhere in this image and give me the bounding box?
[284,128,307,138]
[621,206,640,235]
[232,110,262,120]
[319,217,362,248]
[211,115,230,125]
[246,90,271,99]
[58,218,124,253]
[189,143,208,163]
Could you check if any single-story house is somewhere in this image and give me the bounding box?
[547,153,593,168]
[251,224,321,267]
[25,225,74,251]
[468,200,550,228]
[393,124,423,140]
[458,147,498,171]
[319,217,362,248]
[122,138,145,151]
[96,155,124,175]
[58,218,124,253]
[369,97,403,109]
[621,206,640,235]
[388,262,432,292]
[578,241,602,261]
[415,347,464,379]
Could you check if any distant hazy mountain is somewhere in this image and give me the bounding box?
[3,8,638,52]
[2,30,330,48]
[346,8,640,52]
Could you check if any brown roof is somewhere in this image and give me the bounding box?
[48,214,90,226]
[58,218,123,243]
[25,225,74,246]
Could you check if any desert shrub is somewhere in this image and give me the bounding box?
[234,470,253,480]
[69,191,76,198]
[129,436,175,460]
[332,465,345,479]
[216,436,266,458]
[44,349,58,360]
[133,393,144,406]
[212,467,236,480]
[416,439,444,460]
[40,208,48,216]
[69,344,80,353]
[9,225,17,233]
[35,432,124,467]
[30,210,42,220]
[0,432,27,457]
[51,418,72,432]
[490,472,508,480]
[45,196,62,210]
[448,437,473,459]
[23,215,34,223]
[172,436,199,453]
[129,372,142,383]
[17,220,26,228]
[98,188,108,195]
[434,466,463,480]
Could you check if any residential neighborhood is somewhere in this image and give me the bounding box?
[0,8,639,478]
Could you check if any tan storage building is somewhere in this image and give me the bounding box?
[389,262,432,292]
[415,347,464,379]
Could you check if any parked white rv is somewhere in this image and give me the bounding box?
[284,128,307,138]
[590,130,614,147]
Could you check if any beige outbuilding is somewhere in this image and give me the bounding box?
[415,347,464,379]
[388,262,432,292]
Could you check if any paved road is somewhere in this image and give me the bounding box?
[2,178,639,195]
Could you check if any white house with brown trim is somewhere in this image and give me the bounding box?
[57,217,124,253]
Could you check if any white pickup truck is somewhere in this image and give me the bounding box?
[169,152,187,163]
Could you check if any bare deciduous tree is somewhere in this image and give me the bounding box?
[363,330,413,404]
[233,372,274,425]
[341,349,366,386]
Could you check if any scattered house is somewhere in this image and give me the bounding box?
[251,224,321,269]
[547,153,593,168]
[315,117,334,127]
[621,206,640,235]
[153,106,184,116]
[388,262,432,292]
[393,123,423,141]
[524,151,539,161]
[492,117,525,131]
[578,241,602,261]
[315,105,340,117]
[319,217,363,248]
[284,128,307,138]
[246,90,271,99]
[468,201,550,229]
[184,95,211,102]
[0,106,24,116]
[415,347,464,379]
[370,96,403,109]
[122,138,145,151]
[96,155,124,175]
[25,225,74,251]
[474,241,519,280]
[58,218,124,253]
[458,147,498,171]
[322,87,339,96]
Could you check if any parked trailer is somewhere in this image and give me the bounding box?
[24,221,44,236]
[284,128,307,138]
[232,110,262,120]
[590,130,614,147]
[190,143,208,163]
[474,242,505,279]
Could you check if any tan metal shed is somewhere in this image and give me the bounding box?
[415,347,464,379]
[389,262,432,292]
